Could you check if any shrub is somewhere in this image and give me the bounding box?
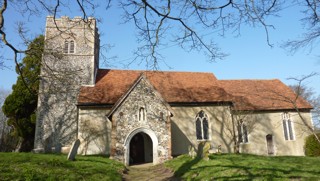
[305,133,320,156]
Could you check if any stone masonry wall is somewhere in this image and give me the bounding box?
[111,77,172,164]
[34,16,99,152]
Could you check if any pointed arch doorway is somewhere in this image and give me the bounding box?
[124,128,159,166]
[129,132,153,165]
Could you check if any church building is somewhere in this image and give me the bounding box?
[34,16,313,166]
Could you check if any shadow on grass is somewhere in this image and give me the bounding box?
[76,156,118,165]
[208,154,320,180]
[171,154,320,180]
[173,157,201,178]
[190,164,319,180]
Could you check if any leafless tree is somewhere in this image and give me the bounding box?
[0,88,9,139]
[118,0,281,68]
[283,1,320,54]
[226,96,261,154]
[215,97,259,154]
[289,73,320,130]
[0,88,18,152]
[230,110,258,153]
[2,0,320,70]
[1,0,320,86]
[0,0,287,71]
[264,73,320,143]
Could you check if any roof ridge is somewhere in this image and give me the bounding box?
[219,79,280,81]
[98,68,214,74]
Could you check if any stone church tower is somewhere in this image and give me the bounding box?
[34,16,100,152]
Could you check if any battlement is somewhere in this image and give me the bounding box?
[43,15,100,85]
[44,15,100,57]
[45,16,97,30]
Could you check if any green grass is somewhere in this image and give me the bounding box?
[165,154,320,180]
[0,152,124,181]
[2,152,320,180]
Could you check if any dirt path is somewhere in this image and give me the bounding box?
[122,163,180,181]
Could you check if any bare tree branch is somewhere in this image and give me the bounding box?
[0,0,33,93]
[0,0,109,92]
[8,1,320,79]
[120,0,280,67]
[260,73,320,143]
[284,0,320,53]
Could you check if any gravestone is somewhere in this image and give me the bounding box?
[67,139,80,161]
[217,145,222,154]
[202,142,210,161]
[197,141,211,161]
[188,145,196,158]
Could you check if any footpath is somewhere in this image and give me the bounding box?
[122,163,180,181]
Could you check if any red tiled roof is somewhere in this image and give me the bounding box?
[78,69,230,104]
[78,69,312,111]
[219,79,313,111]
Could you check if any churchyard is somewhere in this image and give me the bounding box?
[0,152,320,180]
[165,154,320,180]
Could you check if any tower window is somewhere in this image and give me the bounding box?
[69,40,75,53]
[64,40,75,54]
[64,41,69,53]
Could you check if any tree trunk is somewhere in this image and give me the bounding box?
[234,141,240,154]
[16,136,34,152]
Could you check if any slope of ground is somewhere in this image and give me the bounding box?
[1,153,320,180]
[0,153,124,180]
[122,163,179,181]
[165,154,320,180]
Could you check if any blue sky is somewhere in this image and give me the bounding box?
[1,2,319,96]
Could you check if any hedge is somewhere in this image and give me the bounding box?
[305,133,320,156]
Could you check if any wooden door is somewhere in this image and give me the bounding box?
[266,134,274,155]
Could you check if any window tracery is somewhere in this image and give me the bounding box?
[195,110,209,140]
[282,113,294,140]
[64,40,75,54]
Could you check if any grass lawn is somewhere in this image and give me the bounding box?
[0,152,124,181]
[1,152,320,180]
[165,154,320,180]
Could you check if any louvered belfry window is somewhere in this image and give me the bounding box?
[64,41,69,53]
[64,40,75,54]
[69,40,75,53]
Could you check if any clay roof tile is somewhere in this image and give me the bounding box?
[78,69,230,104]
[78,69,312,111]
[219,79,312,111]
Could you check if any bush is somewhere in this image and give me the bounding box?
[305,133,320,156]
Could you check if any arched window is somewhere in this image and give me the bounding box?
[282,113,294,140]
[238,121,248,143]
[139,107,146,121]
[64,41,69,53]
[159,112,164,121]
[195,110,209,140]
[63,40,75,54]
[69,40,75,53]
